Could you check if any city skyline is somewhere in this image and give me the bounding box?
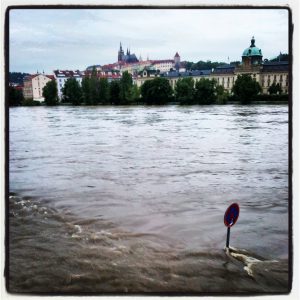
[9,8,289,74]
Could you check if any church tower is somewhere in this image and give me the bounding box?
[174,52,180,71]
[118,42,124,62]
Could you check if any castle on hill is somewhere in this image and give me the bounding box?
[22,37,288,102]
[117,43,139,64]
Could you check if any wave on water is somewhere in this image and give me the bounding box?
[225,247,289,289]
[7,193,290,294]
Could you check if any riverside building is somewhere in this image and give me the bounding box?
[44,37,288,103]
[135,37,289,95]
[212,37,289,94]
[23,72,55,102]
[53,70,83,100]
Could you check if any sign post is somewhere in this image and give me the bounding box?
[226,227,230,248]
[224,203,239,248]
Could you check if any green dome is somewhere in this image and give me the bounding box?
[242,37,263,57]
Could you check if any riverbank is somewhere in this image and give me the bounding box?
[9,94,289,107]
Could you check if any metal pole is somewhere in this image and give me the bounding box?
[226,227,230,248]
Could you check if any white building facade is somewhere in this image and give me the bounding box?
[23,73,55,102]
[151,60,174,72]
[53,70,83,100]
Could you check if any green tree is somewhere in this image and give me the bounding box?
[131,84,141,104]
[9,72,30,85]
[81,76,90,104]
[119,71,133,104]
[269,53,289,62]
[42,80,58,105]
[215,85,229,105]
[141,77,173,105]
[109,80,121,105]
[185,61,194,70]
[232,74,262,104]
[22,99,41,106]
[62,78,82,105]
[140,80,152,104]
[8,86,24,106]
[268,82,282,95]
[185,60,226,71]
[98,78,109,104]
[175,77,195,104]
[88,67,99,105]
[194,78,217,104]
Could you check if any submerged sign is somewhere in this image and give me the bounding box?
[224,203,240,228]
[224,203,240,248]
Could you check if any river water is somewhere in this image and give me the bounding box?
[8,105,290,293]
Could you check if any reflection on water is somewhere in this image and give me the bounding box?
[8,105,289,293]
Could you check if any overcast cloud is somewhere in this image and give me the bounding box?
[9,8,289,74]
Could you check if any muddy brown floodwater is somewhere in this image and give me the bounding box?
[8,105,290,294]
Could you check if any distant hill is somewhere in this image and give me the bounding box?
[268,53,289,62]
[9,72,30,85]
[185,60,227,71]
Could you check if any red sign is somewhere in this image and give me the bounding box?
[224,203,239,227]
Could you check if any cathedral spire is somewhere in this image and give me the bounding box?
[118,42,124,62]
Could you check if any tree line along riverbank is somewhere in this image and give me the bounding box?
[9,70,288,107]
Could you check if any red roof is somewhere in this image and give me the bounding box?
[83,71,121,79]
[24,74,56,81]
[15,85,23,90]
[151,59,174,64]
[24,74,37,81]
[53,70,82,77]
[101,63,119,70]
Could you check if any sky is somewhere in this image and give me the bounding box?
[9,8,289,74]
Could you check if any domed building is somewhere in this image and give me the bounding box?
[210,36,289,94]
[242,36,263,67]
[134,37,289,95]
